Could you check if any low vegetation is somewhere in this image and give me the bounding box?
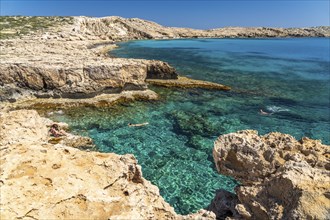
[0,16,74,39]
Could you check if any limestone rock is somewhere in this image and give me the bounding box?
[213,130,330,219]
[48,134,93,149]
[0,110,50,145]
[0,36,178,102]
[146,60,178,79]
[206,189,241,219]
[178,209,216,220]
[1,90,159,110]
[0,110,177,219]
[146,76,231,90]
[0,53,177,100]
[75,16,330,39]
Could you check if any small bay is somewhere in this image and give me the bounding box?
[50,38,330,214]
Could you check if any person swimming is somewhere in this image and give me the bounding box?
[259,109,272,115]
[260,105,289,116]
[128,122,149,127]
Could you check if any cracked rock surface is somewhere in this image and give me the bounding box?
[213,130,330,219]
[0,110,177,219]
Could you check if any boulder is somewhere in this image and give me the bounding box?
[213,130,330,219]
[146,60,178,79]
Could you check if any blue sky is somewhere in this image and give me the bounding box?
[1,0,329,29]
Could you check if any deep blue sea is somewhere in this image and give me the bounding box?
[50,38,330,214]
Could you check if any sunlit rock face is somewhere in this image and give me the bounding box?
[75,16,330,40]
[0,110,178,220]
[213,130,330,219]
[0,44,177,100]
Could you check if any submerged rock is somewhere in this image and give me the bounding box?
[172,111,218,138]
[146,76,231,90]
[213,130,330,219]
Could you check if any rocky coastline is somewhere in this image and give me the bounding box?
[1,16,329,104]
[1,16,329,219]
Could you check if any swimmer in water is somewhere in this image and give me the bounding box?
[128,122,149,127]
[259,109,272,115]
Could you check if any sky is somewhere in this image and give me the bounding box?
[1,0,329,29]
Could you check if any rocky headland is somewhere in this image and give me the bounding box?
[1,16,329,219]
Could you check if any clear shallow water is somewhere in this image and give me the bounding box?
[50,38,329,215]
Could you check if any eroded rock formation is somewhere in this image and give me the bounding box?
[75,16,330,40]
[213,130,330,219]
[0,110,178,219]
[1,90,159,110]
[146,76,230,90]
[0,36,178,101]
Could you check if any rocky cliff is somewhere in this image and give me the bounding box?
[213,130,330,219]
[0,37,177,101]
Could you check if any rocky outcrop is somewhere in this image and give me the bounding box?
[0,110,178,219]
[1,90,159,110]
[147,76,231,90]
[146,60,178,79]
[0,36,178,101]
[75,16,330,40]
[207,190,241,219]
[207,26,330,38]
[213,130,330,219]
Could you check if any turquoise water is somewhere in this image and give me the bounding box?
[50,38,329,215]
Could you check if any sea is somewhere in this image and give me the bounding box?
[49,38,330,214]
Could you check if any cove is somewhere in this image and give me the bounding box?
[49,38,330,214]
